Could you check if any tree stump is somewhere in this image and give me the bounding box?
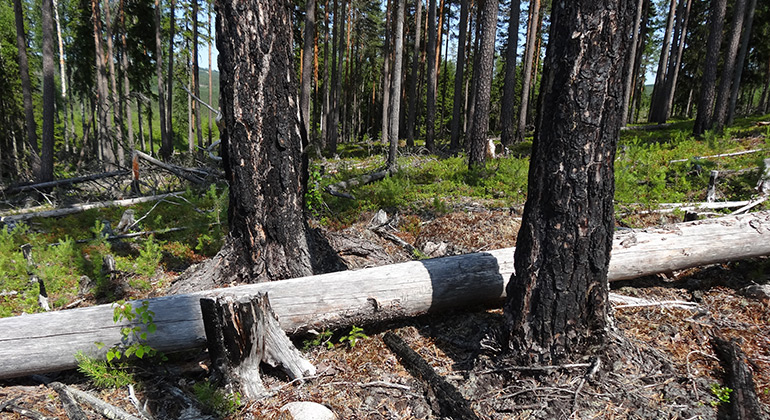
[200,293,315,400]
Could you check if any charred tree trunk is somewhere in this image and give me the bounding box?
[300,0,315,141]
[387,0,406,170]
[13,0,40,176]
[425,0,437,151]
[499,0,520,149]
[161,0,176,159]
[192,0,203,152]
[515,0,540,143]
[648,0,676,124]
[406,0,422,148]
[154,0,169,157]
[41,0,55,183]
[726,0,757,126]
[621,0,644,126]
[693,0,727,136]
[662,0,692,121]
[505,0,633,364]
[93,0,117,170]
[214,0,339,283]
[712,0,747,132]
[467,0,498,168]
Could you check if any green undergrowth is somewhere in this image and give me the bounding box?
[0,185,228,317]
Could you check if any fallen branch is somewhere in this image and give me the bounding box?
[0,192,183,224]
[2,170,131,195]
[383,331,480,420]
[711,336,764,419]
[133,151,205,185]
[3,404,53,420]
[64,385,142,420]
[49,382,88,420]
[609,294,700,311]
[669,148,764,164]
[1,211,769,379]
[324,168,391,198]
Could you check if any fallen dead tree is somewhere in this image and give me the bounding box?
[2,170,130,195]
[0,211,769,379]
[0,192,183,224]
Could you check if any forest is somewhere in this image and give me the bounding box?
[1,0,770,418]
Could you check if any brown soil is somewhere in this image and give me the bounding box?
[2,208,769,419]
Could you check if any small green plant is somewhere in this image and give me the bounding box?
[710,383,733,406]
[96,300,159,361]
[193,380,242,417]
[338,325,368,348]
[75,351,135,388]
[303,329,334,350]
[134,235,163,277]
[305,166,325,217]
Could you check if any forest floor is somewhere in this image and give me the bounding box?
[1,203,769,419]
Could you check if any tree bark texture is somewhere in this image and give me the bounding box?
[693,0,727,136]
[215,0,315,282]
[425,0,437,151]
[161,0,176,159]
[505,0,634,364]
[154,0,169,157]
[103,0,124,165]
[467,0,498,168]
[449,0,468,151]
[93,0,116,170]
[515,0,540,143]
[192,0,203,151]
[41,0,55,183]
[712,0,747,132]
[711,337,765,420]
[387,0,406,170]
[726,0,757,126]
[662,0,692,121]
[499,0,520,149]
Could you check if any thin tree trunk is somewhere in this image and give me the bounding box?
[425,0,437,151]
[629,0,649,124]
[662,0,692,121]
[499,0,520,148]
[406,0,423,147]
[515,0,540,143]
[380,0,393,145]
[120,0,134,155]
[387,0,406,171]
[467,0,497,168]
[41,0,55,182]
[13,0,40,176]
[208,0,213,146]
[712,0,747,132]
[192,0,203,152]
[505,0,634,364]
[320,0,330,152]
[301,0,315,141]
[438,4,450,136]
[162,0,176,159]
[621,0,644,126]
[465,3,481,139]
[648,0,676,124]
[726,0,757,126]
[154,0,168,157]
[103,0,124,166]
[93,0,116,169]
[693,0,728,136]
[52,0,67,152]
[760,57,770,114]
[448,0,468,151]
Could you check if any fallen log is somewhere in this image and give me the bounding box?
[0,192,183,224]
[133,151,205,185]
[2,170,130,195]
[711,336,764,419]
[0,211,769,380]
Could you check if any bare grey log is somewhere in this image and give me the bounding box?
[757,158,770,195]
[0,211,769,379]
[669,148,763,164]
[0,192,183,224]
[324,169,390,198]
[200,294,314,399]
[383,331,480,419]
[711,336,764,419]
[2,170,130,195]
[133,151,205,184]
[65,385,142,420]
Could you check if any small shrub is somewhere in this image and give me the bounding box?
[193,381,242,417]
[75,352,135,388]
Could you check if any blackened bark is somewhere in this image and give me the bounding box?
[515,0,540,143]
[192,0,203,151]
[301,0,316,140]
[387,0,406,170]
[467,0,498,168]
[161,0,176,159]
[499,0,520,149]
[425,0,437,151]
[93,0,116,170]
[154,0,168,156]
[693,0,727,136]
[406,0,422,148]
[712,0,747,132]
[726,0,756,126]
[13,0,40,175]
[215,0,329,283]
[449,0,468,151]
[41,0,55,183]
[662,0,692,121]
[505,0,633,364]
[621,0,644,125]
[648,0,676,124]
